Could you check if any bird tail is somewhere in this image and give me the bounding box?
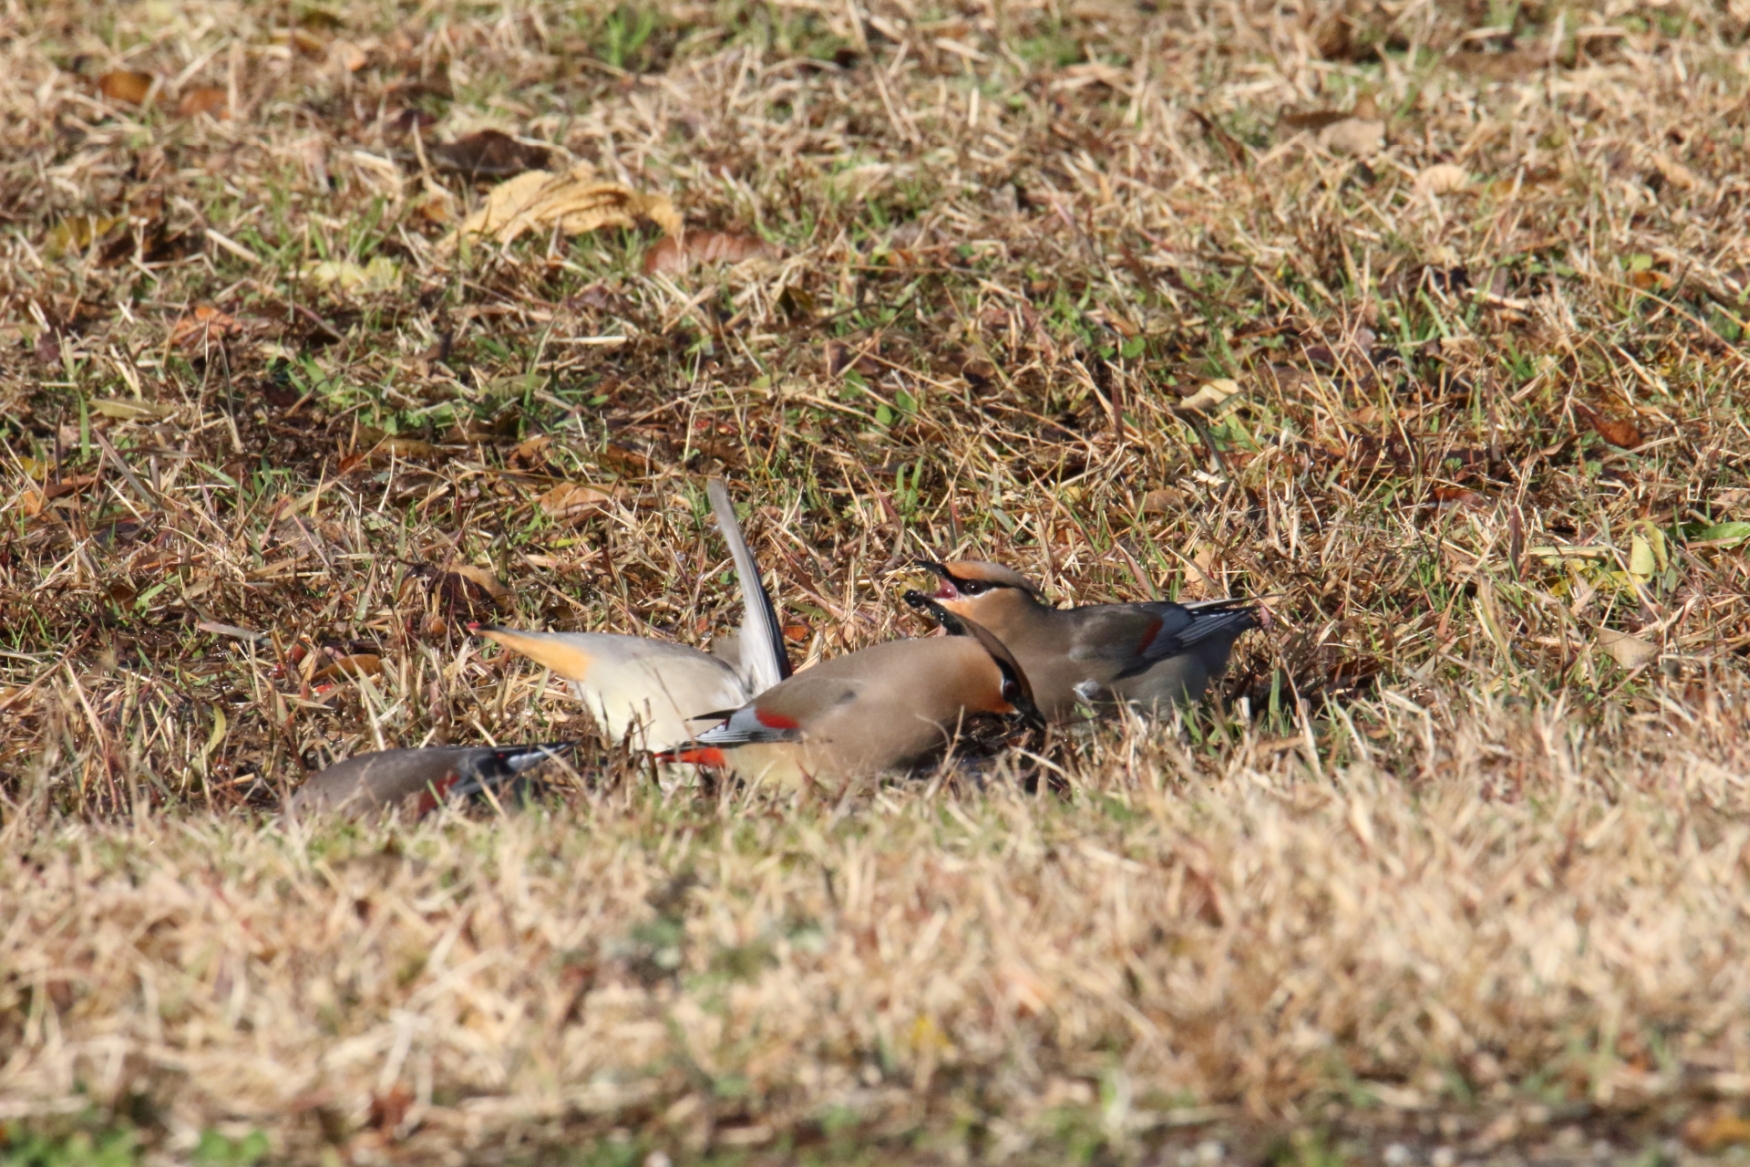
[708,478,791,694]
[448,741,576,800]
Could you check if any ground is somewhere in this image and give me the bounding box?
[2,0,1750,1162]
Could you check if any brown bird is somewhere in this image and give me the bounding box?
[286,742,573,818]
[907,559,1258,721]
[479,479,789,752]
[661,601,1042,787]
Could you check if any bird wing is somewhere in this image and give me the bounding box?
[448,742,575,799]
[691,673,863,746]
[709,478,790,695]
[1066,600,1258,673]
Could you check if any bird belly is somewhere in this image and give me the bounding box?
[1109,655,1210,710]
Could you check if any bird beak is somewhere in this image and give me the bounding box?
[912,560,960,600]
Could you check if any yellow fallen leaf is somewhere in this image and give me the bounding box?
[91,398,176,421]
[1177,378,1241,414]
[45,214,124,258]
[444,164,681,250]
[305,256,401,294]
[1597,628,1657,669]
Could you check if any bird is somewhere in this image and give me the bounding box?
[660,599,1043,787]
[906,559,1259,721]
[286,742,573,818]
[478,478,790,753]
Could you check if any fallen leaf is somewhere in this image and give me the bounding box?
[371,435,436,460]
[370,1085,413,1133]
[177,86,229,118]
[304,256,402,295]
[1574,402,1643,449]
[169,305,242,348]
[1176,378,1241,414]
[1319,115,1384,157]
[445,564,508,600]
[44,214,125,258]
[643,231,776,275]
[34,330,63,364]
[1140,487,1183,514]
[91,398,176,421]
[1686,521,1750,548]
[1431,484,1488,509]
[427,565,511,622]
[16,488,45,519]
[1415,163,1470,194]
[1597,628,1658,669]
[427,130,551,178]
[1627,533,1658,581]
[539,482,614,522]
[311,652,383,681]
[43,474,99,501]
[445,165,682,250]
[1685,1110,1750,1153]
[1650,152,1699,191]
[98,70,155,105]
[1451,48,1550,80]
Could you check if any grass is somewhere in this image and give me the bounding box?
[3,0,1750,1160]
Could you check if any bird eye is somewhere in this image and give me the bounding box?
[1002,677,1021,704]
[959,579,988,596]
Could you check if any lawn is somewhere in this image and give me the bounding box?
[3,0,1750,1161]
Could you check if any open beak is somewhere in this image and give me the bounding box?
[912,560,960,600]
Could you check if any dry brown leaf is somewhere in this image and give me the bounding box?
[177,86,229,118]
[445,165,682,250]
[644,231,775,275]
[98,70,154,105]
[371,435,437,460]
[539,482,614,522]
[1685,1111,1750,1153]
[311,653,384,682]
[1650,152,1700,191]
[427,130,551,178]
[169,305,242,348]
[1451,49,1550,80]
[445,564,508,600]
[1575,402,1644,449]
[1597,628,1658,669]
[1140,488,1183,514]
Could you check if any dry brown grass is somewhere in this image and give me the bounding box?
[3,0,1750,1160]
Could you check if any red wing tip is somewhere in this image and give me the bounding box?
[754,709,801,730]
[658,747,729,767]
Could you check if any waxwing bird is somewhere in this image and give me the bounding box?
[479,479,790,752]
[907,559,1259,721]
[287,742,573,818]
[662,602,1042,787]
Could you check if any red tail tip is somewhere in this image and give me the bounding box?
[656,747,729,768]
